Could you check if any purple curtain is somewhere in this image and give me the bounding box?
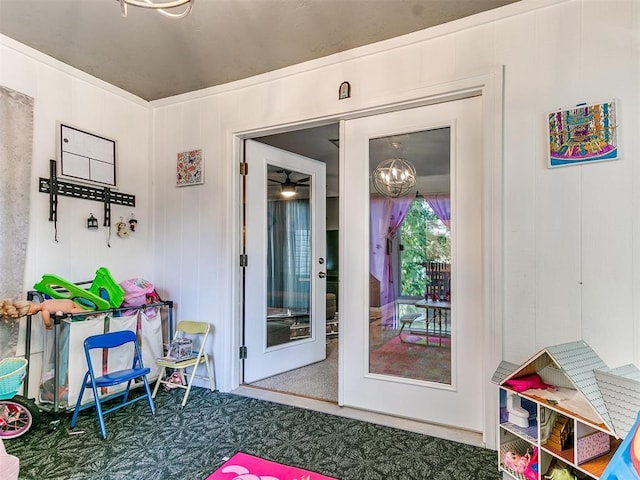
[424,194,450,229]
[370,195,414,306]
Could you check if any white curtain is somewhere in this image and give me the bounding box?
[266,199,311,310]
[0,86,34,357]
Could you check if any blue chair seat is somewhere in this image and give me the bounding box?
[93,368,151,386]
[69,330,155,439]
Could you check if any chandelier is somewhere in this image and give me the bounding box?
[119,0,194,19]
[371,142,416,198]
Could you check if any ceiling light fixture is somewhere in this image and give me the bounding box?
[119,0,194,19]
[371,142,416,198]
[280,180,297,198]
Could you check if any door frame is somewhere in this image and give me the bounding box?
[229,67,504,448]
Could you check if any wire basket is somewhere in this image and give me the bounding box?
[0,357,28,400]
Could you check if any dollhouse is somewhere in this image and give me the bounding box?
[492,341,640,479]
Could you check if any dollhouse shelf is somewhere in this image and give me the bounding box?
[38,159,135,227]
[492,341,640,480]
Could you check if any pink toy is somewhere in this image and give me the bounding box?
[503,451,530,473]
[524,447,539,480]
[505,373,554,392]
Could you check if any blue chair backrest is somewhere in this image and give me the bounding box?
[85,330,137,351]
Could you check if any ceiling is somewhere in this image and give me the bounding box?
[0,0,520,102]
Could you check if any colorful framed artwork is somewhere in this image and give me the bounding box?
[176,148,204,186]
[548,100,619,167]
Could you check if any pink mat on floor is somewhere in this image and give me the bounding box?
[206,452,337,480]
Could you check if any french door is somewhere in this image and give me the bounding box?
[341,97,484,431]
[243,140,327,383]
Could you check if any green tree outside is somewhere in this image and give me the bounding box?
[400,198,450,297]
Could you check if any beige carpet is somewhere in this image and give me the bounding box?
[249,337,338,402]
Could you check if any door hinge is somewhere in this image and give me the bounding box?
[240,161,248,175]
[239,345,247,359]
[240,254,248,267]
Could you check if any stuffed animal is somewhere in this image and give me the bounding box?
[0,299,88,329]
[116,220,129,238]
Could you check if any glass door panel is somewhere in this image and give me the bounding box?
[266,164,312,348]
[368,128,452,384]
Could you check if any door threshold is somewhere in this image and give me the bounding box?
[233,385,485,448]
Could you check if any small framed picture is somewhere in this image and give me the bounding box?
[176,148,204,186]
[548,100,619,168]
[339,81,351,100]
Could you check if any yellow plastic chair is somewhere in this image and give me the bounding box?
[152,321,215,407]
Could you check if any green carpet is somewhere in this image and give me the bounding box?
[5,388,501,479]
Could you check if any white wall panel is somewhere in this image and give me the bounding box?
[535,167,582,347]
[495,13,538,362]
[151,104,184,305]
[581,162,633,366]
[532,2,584,352]
[420,35,457,85]
[453,23,495,77]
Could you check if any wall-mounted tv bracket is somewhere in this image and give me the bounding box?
[39,159,135,241]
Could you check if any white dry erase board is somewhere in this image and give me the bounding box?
[58,123,117,187]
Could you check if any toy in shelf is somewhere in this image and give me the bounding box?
[507,391,531,428]
[504,372,554,392]
[525,447,539,480]
[503,450,531,473]
[546,414,572,451]
[544,465,577,480]
[540,408,558,445]
[502,446,538,480]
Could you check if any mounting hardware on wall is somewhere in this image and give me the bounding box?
[39,159,135,241]
[87,214,99,229]
[339,81,351,100]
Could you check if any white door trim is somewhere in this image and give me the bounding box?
[228,66,504,449]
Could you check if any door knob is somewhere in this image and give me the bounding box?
[318,271,326,278]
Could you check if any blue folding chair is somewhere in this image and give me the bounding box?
[69,330,155,439]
